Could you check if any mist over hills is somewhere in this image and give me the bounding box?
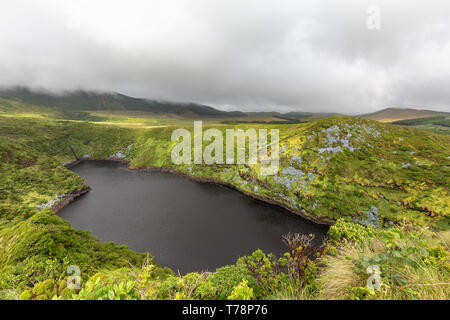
[0,86,448,121]
[0,87,335,120]
[0,87,247,118]
[0,86,449,300]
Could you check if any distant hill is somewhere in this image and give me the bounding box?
[2,87,447,122]
[361,107,449,122]
[0,87,247,118]
[246,111,338,121]
[392,116,450,127]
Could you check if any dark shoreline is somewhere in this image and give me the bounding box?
[61,158,333,226]
[51,186,91,213]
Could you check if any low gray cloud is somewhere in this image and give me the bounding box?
[0,0,449,113]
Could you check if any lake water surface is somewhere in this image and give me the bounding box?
[60,161,328,274]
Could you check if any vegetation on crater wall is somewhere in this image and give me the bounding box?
[0,99,448,299]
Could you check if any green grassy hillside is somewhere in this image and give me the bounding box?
[1,113,448,229]
[0,87,246,117]
[392,116,450,136]
[126,117,449,230]
[0,100,448,300]
[0,138,173,299]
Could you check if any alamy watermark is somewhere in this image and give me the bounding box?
[366,5,381,30]
[366,265,381,290]
[66,265,81,290]
[66,3,82,30]
[171,121,280,176]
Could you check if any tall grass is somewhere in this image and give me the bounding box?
[318,226,449,300]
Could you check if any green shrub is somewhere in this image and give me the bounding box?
[239,250,285,298]
[227,279,253,300]
[346,286,379,300]
[74,273,138,300]
[194,279,216,300]
[157,276,181,299]
[424,246,449,270]
[209,264,256,300]
[328,219,377,244]
[19,290,33,300]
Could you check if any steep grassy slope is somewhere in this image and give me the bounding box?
[0,97,59,118]
[0,109,448,300]
[0,117,139,163]
[0,132,171,298]
[0,87,246,117]
[1,115,449,230]
[124,117,450,230]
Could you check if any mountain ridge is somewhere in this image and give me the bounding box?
[1,86,448,121]
[361,107,450,122]
[0,86,247,118]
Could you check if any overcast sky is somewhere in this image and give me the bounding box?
[1,0,449,113]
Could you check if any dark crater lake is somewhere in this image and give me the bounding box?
[60,161,328,274]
